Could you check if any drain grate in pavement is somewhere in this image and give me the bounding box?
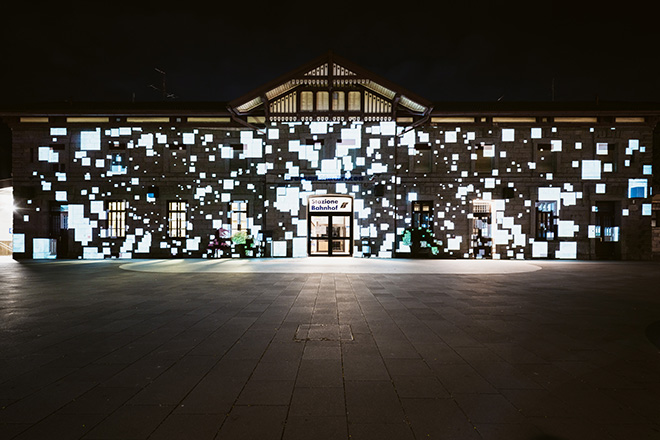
[295,324,354,341]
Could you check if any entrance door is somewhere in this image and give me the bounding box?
[308,214,352,256]
[471,213,492,258]
[595,201,619,260]
[50,204,69,258]
[470,201,492,259]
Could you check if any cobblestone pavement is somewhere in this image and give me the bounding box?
[1,258,659,439]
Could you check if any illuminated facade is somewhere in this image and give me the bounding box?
[3,53,660,260]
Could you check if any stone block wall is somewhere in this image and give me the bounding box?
[8,117,656,260]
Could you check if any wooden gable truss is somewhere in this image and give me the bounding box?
[228,52,432,128]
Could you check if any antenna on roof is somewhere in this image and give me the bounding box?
[552,77,555,102]
[149,68,177,100]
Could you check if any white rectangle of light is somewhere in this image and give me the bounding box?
[581,160,601,180]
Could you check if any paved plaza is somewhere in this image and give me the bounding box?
[1,257,659,440]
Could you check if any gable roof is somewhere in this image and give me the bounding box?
[227,52,432,124]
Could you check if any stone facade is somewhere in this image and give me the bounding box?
[6,115,657,260]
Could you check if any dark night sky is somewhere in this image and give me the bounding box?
[1,1,659,105]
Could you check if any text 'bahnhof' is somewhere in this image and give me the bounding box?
[2,53,659,260]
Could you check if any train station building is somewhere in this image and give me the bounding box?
[2,53,659,260]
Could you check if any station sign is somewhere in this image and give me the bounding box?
[308,195,353,213]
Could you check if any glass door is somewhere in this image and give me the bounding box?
[308,214,352,256]
[331,215,351,255]
[309,215,330,255]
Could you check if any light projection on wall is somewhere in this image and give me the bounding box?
[628,179,648,198]
[16,117,654,260]
[582,160,601,180]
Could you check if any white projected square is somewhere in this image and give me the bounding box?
[581,160,601,180]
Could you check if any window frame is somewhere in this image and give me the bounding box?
[535,143,556,173]
[332,91,345,111]
[300,91,314,112]
[596,142,618,172]
[347,91,361,111]
[411,143,433,173]
[474,144,495,174]
[231,201,249,234]
[110,152,127,174]
[535,201,557,241]
[412,201,433,229]
[168,201,187,238]
[107,200,126,238]
[316,91,329,111]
